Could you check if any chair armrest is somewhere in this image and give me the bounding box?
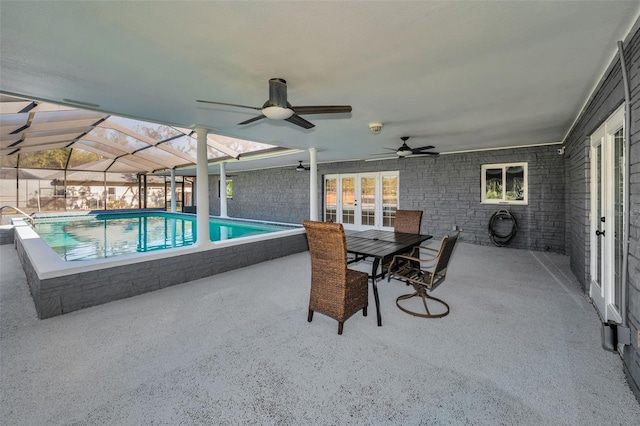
[410,245,438,257]
[391,254,421,263]
[387,253,438,281]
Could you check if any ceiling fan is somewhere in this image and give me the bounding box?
[374,136,439,157]
[196,78,352,129]
[295,161,310,172]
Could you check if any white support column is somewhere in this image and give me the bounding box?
[219,161,228,218]
[309,148,318,221]
[170,169,176,213]
[196,127,210,246]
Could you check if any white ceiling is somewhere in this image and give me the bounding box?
[1,1,639,173]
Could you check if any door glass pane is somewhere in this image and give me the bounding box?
[341,177,355,224]
[324,177,337,222]
[485,168,502,200]
[596,145,602,285]
[382,174,398,227]
[505,166,525,201]
[614,128,624,311]
[360,177,376,226]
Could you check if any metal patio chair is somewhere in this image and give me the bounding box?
[387,231,459,318]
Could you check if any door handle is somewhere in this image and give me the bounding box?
[596,230,605,237]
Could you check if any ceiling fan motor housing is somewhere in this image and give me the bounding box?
[263,78,294,119]
[268,78,288,108]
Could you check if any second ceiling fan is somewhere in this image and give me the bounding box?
[375,136,439,157]
[197,78,352,129]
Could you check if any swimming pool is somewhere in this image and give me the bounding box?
[12,212,307,319]
[31,212,297,261]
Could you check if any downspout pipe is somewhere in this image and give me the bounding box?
[616,40,631,344]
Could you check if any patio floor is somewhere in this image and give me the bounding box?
[1,241,639,425]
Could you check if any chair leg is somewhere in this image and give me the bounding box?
[363,306,367,317]
[423,294,449,318]
[396,290,450,318]
[338,321,344,335]
[308,309,314,322]
[421,294,431,316]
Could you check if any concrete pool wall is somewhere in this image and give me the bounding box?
[12,219,307,319]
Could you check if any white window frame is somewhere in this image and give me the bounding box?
[218,179,232,198]
[481,162,528,205]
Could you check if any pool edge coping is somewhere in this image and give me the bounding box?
[13,216,305,280]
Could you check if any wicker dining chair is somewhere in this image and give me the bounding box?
[381,210,423,276]
[303,220,369,335]
[387,231,460,318]
[393,210,423,234]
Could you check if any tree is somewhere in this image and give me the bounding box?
[18,148,71,169]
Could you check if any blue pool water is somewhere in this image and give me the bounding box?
[31,212,298,261]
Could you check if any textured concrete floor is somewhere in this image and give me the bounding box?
[1,242,639,425]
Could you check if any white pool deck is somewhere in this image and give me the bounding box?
[1,241,639,425]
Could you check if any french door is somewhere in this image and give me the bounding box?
[590,105,624,323]
[324,171,398,231]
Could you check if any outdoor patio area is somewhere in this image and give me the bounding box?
[1,241,639,425]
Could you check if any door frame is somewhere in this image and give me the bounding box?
[324,171,398,231]
[589,105,624,323]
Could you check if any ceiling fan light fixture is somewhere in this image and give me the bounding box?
[296,161,307,172]
[397,149,412,157]
[263,106,294,120]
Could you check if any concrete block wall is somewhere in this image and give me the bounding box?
[0,226,13,245]
[209,166,310,224]
[0,214,25,245]
[319,146,565,253]
[563,60,626,288]
[400,146,565,253]
[218,145,565,253]
[16,233,308,319]
[563,24,640,402]
[623,33,640,402]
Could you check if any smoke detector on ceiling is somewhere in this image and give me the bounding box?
[369,122,383,134]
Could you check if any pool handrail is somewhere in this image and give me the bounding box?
[0,205,35,226]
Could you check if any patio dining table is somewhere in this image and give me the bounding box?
[346,229,432,327]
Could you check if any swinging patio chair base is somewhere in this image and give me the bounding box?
[396,289,450,318]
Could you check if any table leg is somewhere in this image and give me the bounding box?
[371,258,382,326]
